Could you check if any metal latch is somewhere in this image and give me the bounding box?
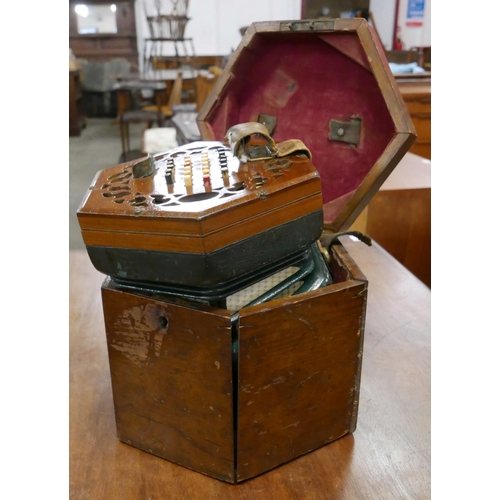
[258,114,277,135]
[281,20,336,31]
[328,118,362,146]
[132,153,155,178]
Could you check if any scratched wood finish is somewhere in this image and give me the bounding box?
[366,188,431,288]
[70,238,430,498]
[100,281,235,482]
[98,241,366,483]
[237,277,367,481]
[77,151,322,254]
[80,193,323,253]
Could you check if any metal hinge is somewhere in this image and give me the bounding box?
[280,20,336,32]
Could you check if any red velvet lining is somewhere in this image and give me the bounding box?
[319,33,371,70]
[205,32,396,211]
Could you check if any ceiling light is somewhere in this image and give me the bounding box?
[75,4,89,17]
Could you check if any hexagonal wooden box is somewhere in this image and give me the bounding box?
[90,18,416,484]
[101,240,367,483]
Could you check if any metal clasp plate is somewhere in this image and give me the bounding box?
[258,114,277,135]
[132,153,155,178]
[328,118,362,146]
[281,20,336,31]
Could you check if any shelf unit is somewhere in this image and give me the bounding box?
[142,37,195,73]
[397,77,431,159]
[69,1,139,67]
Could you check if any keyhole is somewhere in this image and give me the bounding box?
[159,316,169,331]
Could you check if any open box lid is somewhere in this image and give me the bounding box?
[197,18,416,232]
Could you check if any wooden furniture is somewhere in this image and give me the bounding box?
[162,67,221,144]
[69,236,431,497]
[114,68,198,84]
[113,69,196,115]
[118,109,160,161]
[153,55,224,70]
[351,152,431,287]
[69,69,85,136]
[140,0,194,73]
[69,0,139,66]
[387,48,431,72]
[113,70,191,161]
[114,68,198,105]
[412,46,431,72]
[397,76,431,159]
[195,68,221,111]
[113,80,165,161]
[143,37,195,72]
[141,69,183,117]
[114,80,165,118]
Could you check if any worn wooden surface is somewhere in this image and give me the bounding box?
[237,278,366,481]
[398,80,431,159]
[101,281,235,482]
[367,188,431,288]
[77,152,322,254]
[70,238,430,499]
[351,153,431,287]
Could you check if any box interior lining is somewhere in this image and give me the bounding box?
[206,32,396,222]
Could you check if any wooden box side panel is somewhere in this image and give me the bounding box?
[101,283,235,482]
[329,241,368,432]
[236,279,367,481]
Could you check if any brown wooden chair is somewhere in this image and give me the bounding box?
[119,109,161,160]
[141,70,183,123]
[118,71,184,161]
[195,66,221,111]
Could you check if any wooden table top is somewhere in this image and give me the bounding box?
[112,80,166,91]
[396,78,431,95]
[114,69,198,83]
[70,237,430,499]
[380,152,431,191]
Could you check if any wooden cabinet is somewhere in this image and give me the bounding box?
[69,70,85,136]
[69,0,139,66]
[397,78,431,159]
[351,152,431,287]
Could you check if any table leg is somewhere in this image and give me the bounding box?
[155,88,164,125]
[116,89,130,118]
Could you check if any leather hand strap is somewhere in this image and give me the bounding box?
[226,122,312,162]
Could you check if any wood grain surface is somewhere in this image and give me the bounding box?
[367,188,431,288]
[80,193,323,253]
[70,237,430,499]
[77,151,322,253]
[237,279,366,481]
[349,152,431,287]
[101,281,235,482]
